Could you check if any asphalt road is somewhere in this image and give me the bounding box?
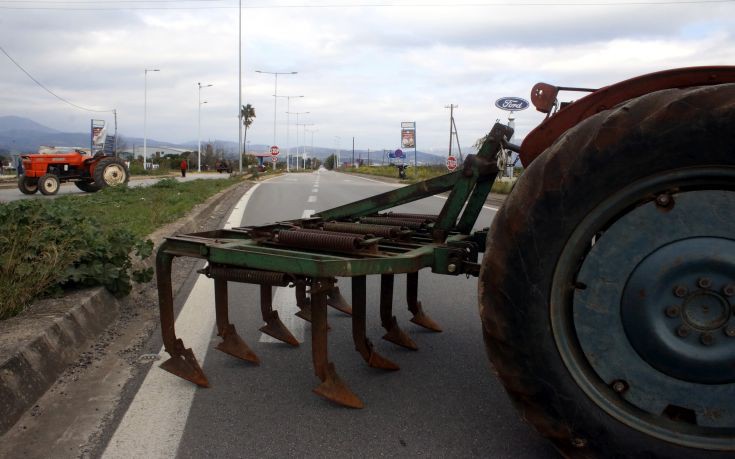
[104,171,557,458]
[0,172,230,202]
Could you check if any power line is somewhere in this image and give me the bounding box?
[0,0,731,9]
[0,44,113,113]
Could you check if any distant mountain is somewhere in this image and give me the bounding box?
[0,116,59,134]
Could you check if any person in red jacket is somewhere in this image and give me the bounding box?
[180,159,188,177]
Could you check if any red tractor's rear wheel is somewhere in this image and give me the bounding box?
[17,175,38,195]
[93,157,129,188]
[38,174,60,196]
[480,84,735,457]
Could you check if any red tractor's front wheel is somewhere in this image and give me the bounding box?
[480,84,735,457]
[38,174,60,196]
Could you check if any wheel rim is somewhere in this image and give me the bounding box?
[550,167,735,451]
[103,164,126,186]
[43,177,58,193]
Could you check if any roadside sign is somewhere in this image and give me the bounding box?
[271,156,278,163]
[446,155,457,171]
[270,145,280,156]
[394,149,404,158]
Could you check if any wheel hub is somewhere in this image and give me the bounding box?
[621,238,735,384]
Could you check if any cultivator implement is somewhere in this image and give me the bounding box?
[154,122,512,408]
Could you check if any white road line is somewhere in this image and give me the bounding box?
[103,181,268,458]
[311,188,318,193]
[430,194,499,212]
[348,174,403,187]
[259,287,305,343]
[307,195,317,203]
[301,209,315,218]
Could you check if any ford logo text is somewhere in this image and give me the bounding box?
[495,97,529,111]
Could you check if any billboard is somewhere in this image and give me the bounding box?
[91,119,106,147]
[401,129,415,148]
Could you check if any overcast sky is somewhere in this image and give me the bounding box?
[1,0,733,154]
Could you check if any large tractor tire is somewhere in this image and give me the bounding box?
[93,157,129,188]
[479,84,735,457]
[17,175,38,194]
[75,181,101,193]
[38,174,60,196]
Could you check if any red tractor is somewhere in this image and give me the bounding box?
[18,151,130,195]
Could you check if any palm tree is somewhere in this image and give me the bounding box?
[240,104,256,159]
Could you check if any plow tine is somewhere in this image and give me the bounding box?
[380,274,418,350]
[351,276,399,371]
[407,272,443,332]
[214,278,260,364]
[157,249,209,387]
[160,340,209,387]
[259,284,299,346]
[327,284,353,316]
[294,281,312,323]
[311,278,364,409]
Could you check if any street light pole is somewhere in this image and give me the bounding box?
[276,95,303,172]
[197,82,213,173]
[287,111,309,170]
[255,70,297,170]
[143,68,159,171]
[297,123,315,170]
[306,128,318,169]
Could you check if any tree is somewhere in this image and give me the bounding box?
[240,104,256,165]
[324,154,336,170]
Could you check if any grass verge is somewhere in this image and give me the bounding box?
[0,176,243,320]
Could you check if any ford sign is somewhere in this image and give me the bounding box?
[495,97,529,112]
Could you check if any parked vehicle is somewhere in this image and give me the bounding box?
[18,150,129,195]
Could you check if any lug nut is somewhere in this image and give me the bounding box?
[611,380,628,393]
[700,333,714,346]
[676,325,691,338]
[725,326,735,338]
[723,284,735,297]
[571,438,588,448]
[697,278,712,289]
[673,285,688,298]
[665,306,680,318]
[447,263,457,273]
[655,194,672,207]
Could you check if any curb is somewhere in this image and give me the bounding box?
[0,179,250,435]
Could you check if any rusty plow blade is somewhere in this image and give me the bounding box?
[410,305,443,332]
[259,310,300,346]
[382,317,418,351]
[313,363,364,409]
[365,346,400,371]
[326,286,353,316]
[160,340,210,387]
[216,323,260,364]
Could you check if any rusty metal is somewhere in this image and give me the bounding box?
[351,275,400,370]
[383,212,439,222]
[380,274,418,350]
[293,227,371,240]
[277,229,376,252]
[326,285,353,315]
[520,66,735,166]
[360,216,426,230]
[295,280,312,322]
[204,264,291,286]
[214,277,260,364]
[406,272,442,332]
[310,278,364,408]
[322,221,408,239]
[259,284,299,346]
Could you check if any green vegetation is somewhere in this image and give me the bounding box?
[0,176,242,320]
[345,165,517,194]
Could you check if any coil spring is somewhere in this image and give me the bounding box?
[277,229,364,251]
[207,265,290,286]
[384,212,439,222]
[323,222,402,238]
[293,228,370,240]
[360,217,426,230]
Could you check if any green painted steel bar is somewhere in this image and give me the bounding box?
[432,167,478,237]
[315,170,462,221]
[456,177,495,234]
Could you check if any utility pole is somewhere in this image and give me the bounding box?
[352,137,355,168]
[445,104,463,163]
